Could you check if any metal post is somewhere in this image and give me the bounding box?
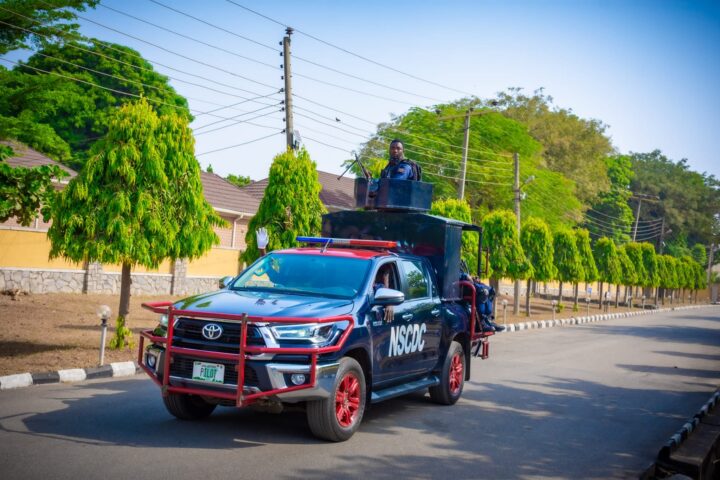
[458,109,471,200]
[551,300,557,322]
[97,305,111,366]
[502,299,508,325]
[513,153,521,315]
[282,28,294,150]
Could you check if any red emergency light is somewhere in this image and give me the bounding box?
[296,236,397,249]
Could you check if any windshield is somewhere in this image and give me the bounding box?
[231,253,371,299]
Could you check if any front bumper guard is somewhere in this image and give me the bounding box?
[138,302,352,407]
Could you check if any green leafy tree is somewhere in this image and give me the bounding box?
[243,148,326,263]
[482,209,529,310]
[520,217,554,316]
[353,102,583,229]
[48,99,223,348]
[639,242,660,305]
[574,228,598,309]
[0,0,99,55]
[552,228,583,305]
[623,242,647,301]
[490,88,614,204]
[593,237,622,309]
[226,173,252,188]
[691,243,707,266]
[585,155,635,243]
[617,245,637,307]
[660,255,679,304]
[430,198,478,273]
[0,142,68,225]
[2,40,189,169]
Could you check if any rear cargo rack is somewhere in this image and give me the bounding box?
[139,301,353,407]
[459,280,494,358]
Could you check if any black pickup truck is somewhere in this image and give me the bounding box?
[139,179,492,441]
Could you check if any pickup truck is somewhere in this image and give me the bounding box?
[139,185,492,441]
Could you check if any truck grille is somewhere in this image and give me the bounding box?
[169,355,259,386]
[171,317,265,353]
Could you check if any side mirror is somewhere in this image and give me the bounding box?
[218,276,234,289]
[373,287,405,306]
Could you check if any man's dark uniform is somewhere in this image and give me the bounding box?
[380,159,420,180]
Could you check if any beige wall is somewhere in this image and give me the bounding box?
[0,229,82,269]
[187,247,241,277]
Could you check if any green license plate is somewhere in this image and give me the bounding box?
[192,361,225,383]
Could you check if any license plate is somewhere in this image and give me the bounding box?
[192,361,225,383]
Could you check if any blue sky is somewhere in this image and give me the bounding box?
[7,0,720,181]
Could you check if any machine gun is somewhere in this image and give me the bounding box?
[338,152,372,181]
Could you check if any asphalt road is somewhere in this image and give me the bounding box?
[1,306,719,480]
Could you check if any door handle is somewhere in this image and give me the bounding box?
[431,308,441,316]
[402,313,414,321]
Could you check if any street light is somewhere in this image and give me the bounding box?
[97,305,111,366]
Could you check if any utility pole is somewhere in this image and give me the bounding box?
[513,153,520,315]
[658,218,670,254]
[282,27,295,150]
[458,109,472,200]
[708,243,716,284]
[631,193,660,241]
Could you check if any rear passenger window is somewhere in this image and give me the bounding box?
[400,260,429,300]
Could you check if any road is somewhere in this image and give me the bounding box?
[1,306,719,479]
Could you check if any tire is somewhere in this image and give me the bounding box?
[429,340,465,405]
[163,393,217,420]
[306,357,366,442]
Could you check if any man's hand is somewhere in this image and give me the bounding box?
[256,227,269,249]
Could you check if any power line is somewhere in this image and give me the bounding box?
[586,207,663,224]
[225,0,475,97]
[194,108,284,136]
[196,130,284,156]
[0,12,279,103]
[194,103,282,130]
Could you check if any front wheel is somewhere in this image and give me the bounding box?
[306,357,366,442]
[163,393,217,420]
[429,340,465,405]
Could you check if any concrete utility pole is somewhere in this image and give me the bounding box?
[458,109,472,200]
[282,27,295,150]
[631,193,660,241]
[708,243,716,284]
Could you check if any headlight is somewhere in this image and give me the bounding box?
[270,323,337,343]
[159,314,168,327]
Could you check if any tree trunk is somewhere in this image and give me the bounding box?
[490,277,500,317]
[598,282,604,310]
[615,285,621,308]
[119,262,132,317]
[660,287,665,306]
[525,278,532,317]
[573,283,579,310]
[558,282,564,304]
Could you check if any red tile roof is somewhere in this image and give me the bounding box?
[1,141,77,178]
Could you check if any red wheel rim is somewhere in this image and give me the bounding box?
[335,372,361,428]
[449,352,463,396]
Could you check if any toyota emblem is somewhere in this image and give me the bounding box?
[201,323,223,340]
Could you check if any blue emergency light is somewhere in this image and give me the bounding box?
[296,236,397,248]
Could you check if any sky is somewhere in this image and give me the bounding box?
[7,0,720,181]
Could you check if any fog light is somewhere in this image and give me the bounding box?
[290,373,306,385]
[147,354,157,369]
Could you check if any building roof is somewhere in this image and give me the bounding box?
[1,141,77,179]
[199,171,261,217]
[241,170,356,211]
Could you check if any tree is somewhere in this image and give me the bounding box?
[520,217,554,316]
[0,0,99,55]
[691,243,707,266]
[2,40,189,169]
[0,141,68,225]
[430,198,478,274]
[226,173,252,188]
[552,228,583,306]
[490,88,614,204]
[243,148,326,263]
[585,155,635,243]
[640,243,660,305]
[593,237,622,309]
[574,228,598,309]
[48,99,223,348]
[623,242,647,302]
[481,210,529,311]
[617,245,637,307]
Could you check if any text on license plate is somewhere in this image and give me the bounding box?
[192,361,225,383]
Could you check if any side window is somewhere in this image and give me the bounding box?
[400,259,429,300]
[373,262,399,291]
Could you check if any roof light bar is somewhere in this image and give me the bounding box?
[296,236,397,248]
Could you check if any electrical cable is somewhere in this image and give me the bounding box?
[194,103,282,130]
[194,109,284,136]
[195,130,284,156]
[586,207,664,224]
